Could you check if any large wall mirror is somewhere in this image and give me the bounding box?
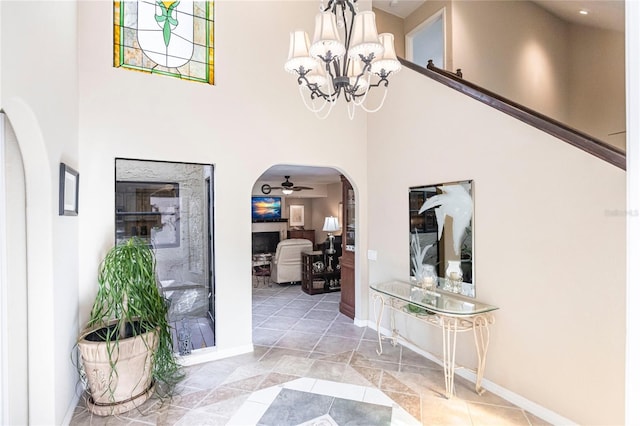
[409,180,474,297]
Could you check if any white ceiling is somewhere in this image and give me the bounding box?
[372,0,624,32]
[257,165,341,185]
[372,0,424,19]
[533,0,624,31]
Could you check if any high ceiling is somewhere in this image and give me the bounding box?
[371,0,424,19]
[533,0,624,31]
[371,0,624,32]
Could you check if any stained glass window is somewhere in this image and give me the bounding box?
[114,1,215,85]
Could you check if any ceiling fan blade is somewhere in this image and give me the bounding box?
[261,176,315,195]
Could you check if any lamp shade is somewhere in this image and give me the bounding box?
[348,11,383,60]
[285,30,317,74]
[310,12,346,60]
[322,216,340,232]
[370,33,402,76]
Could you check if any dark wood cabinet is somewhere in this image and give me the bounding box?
[301,251,340,295]
[288,229,315,246]
[339,175,355,319]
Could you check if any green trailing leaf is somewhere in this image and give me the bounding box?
[84,237,184,400]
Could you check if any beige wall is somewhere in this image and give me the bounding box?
[367,65,626,424]
[452,0,571,123]
[405,0,453,70]
[77,0,369,367]
[0,0,632,423]
[568,24,626,149]
[626,3,640,425]
[0,1,79,424]
[249,179,342,246]
[310,182,343,244]
[373,8,406,60]
[382,1,625,149]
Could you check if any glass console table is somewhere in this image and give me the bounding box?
[370,280,498,398]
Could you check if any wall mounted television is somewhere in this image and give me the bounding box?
[251,196,282,221]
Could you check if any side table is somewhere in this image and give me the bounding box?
[301,251,341,294]
[252,253,272,287]
[370,280,498,398]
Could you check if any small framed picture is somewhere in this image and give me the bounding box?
[59,163,79,216]
[289,205,304,227]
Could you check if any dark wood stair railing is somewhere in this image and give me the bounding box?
[398,58,626,171]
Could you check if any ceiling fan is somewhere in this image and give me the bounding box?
[261,176,313,195]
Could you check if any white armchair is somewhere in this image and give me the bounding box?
[270,239,313,284]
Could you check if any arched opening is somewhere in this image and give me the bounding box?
[1,100,58,424]
[0,112,28,425]
[250,165,359,353]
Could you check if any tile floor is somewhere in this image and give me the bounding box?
[70,281,550,425]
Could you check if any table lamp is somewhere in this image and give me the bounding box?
[322,216,340,254]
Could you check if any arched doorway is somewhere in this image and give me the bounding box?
[0,112,29,424]
[250,165,358,350]
[0,101,59,424]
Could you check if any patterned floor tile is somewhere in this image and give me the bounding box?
[69,283,546,426]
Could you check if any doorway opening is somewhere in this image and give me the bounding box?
[0,113,29,425]
[115,158,215,354]
[250,165,356,349]
[406,8,445,68]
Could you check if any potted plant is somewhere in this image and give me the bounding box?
[77,237,183,416]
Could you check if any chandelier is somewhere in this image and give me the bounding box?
[285,0,401,119]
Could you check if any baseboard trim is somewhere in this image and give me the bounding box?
[353,317,368,328]
[362,320,576,426]
[62,381,84,425]
[177,344,254,366]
